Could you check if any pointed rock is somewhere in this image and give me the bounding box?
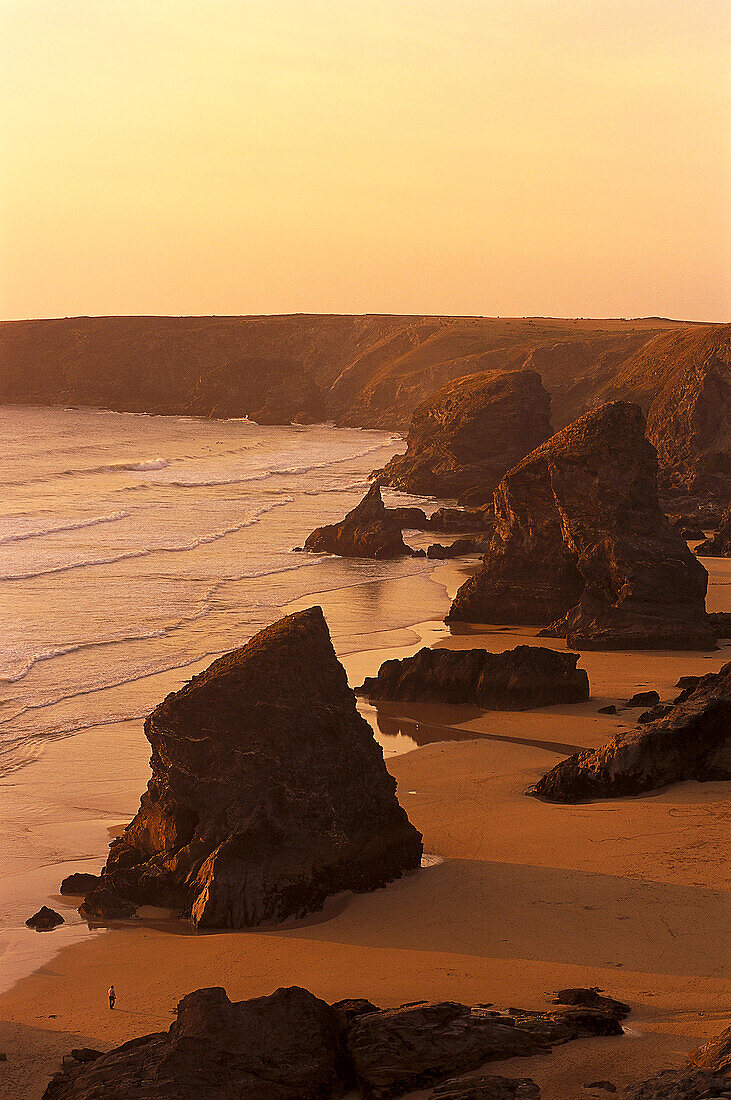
[303,482,409,559]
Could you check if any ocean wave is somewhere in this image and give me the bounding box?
[0,510,130,546]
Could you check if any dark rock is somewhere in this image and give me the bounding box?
[59,873,101,896]
[43,985,349,1100]
[385,506,429,529]
[343,1002,547,1099]
[688,1023,731,1074]
[709,611,731,637]
[332,998,381,1030]
[375,369,553,504]
[303,483,409,559]
[79,886,138,922]
[0,1053,7,1061]
[623,1068,731,1098]
[508,1006,623,1039]
[431,1074,542,1099]
[25,906,64,931]
[696,507,731,556]
[429,506,494,532]
[427,538,483,559]
[532,661,731,801]
[551,987,630,1020]
[638,704,672,723]
[81,607,422,928]
[356,645,589,710]
[598,705,617,714]
[583,1083,616,1093]
[412,547,426,557]
[676,675,701,690]
[448,402,715,650]
[626,691,660,708]
[69,1050,102,1064]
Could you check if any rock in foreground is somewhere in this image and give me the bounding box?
[375,369,552,504]
[303,483,410,559]
[25,906,64,931]
[448,402,715,650]
[43,986,349,1100]
[357,646,589,710]
[429,1074,541,1099]
[624,1068,731,1099]
[80,607,422,927]
[532,661,731,801]
[688,1023,731,1074]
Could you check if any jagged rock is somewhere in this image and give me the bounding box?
[431,1075,541,1099]
[626,691,660,708]
[448,403,715,650]
[688,1023,731,1074]
[332,998,381,1031]
[623,1068,731,1098]
[25,907,64,931]
[375,370,553,504]
[356,646,589,710]
[303,483,410,559]
[427,538,485,559]
[79,887,138,922]
[638,705,671,723]
[551,987,630,1020]
[532,661,731,801]
[428,506,494,532]
[66,1050,102,1065]
[59,873,100,896]
[696,507,731,556]
[43,986,350,1100]
[508,1006,623,1039]
[343,1002,547,1099]
[80,608,422,928]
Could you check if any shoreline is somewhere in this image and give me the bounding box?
[0,556,729,1098]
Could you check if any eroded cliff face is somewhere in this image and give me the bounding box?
[81,607,422,927]
[374,370,552,504]
[448,402,715,650]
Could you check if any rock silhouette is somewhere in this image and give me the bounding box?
[375,370,552,504]
[532,661,731,801]
[357,646,589,710]
[25,907,64,931]
[303,483,410,559]
[448,402,715,650]
[80,607,422,927]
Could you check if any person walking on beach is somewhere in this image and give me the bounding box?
[108,985,116,1010]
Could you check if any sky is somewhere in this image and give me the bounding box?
[1,0,729,321]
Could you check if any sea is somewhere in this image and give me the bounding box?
[0,405,446,780]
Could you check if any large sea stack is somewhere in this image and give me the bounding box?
[303,482,410,559]
[448,402,715,650]
[375,369,553,504]
[532,661,731,801]
[80,607,422,927]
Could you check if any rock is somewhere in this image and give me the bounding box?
[623,1068,731,1098]
[356,645,589,710]
[598,705,617,714]
[688,1023,731,1073]
[79,887,138,922]
[709,611,731,637]
[676,675,701,691]
[385,506,429,529]
[43,986,349,1100]
[638,705,671,723]
[427,538,484,559]
[303,483,410,559]
[0,1053,7,1061]
[343,1002,547,1099]
[375,370,553,504]
[532,661,731,801]
[25,906,64,931]
[59,873,100,896]
[80,607,422,928]
[583,1083,616,1093]
[430,1074,542,1099]
[696,507,731,556]
[428,506,494,532]
[332,998,381,1030]
[508,1006,623,1039]
[626,690,660,708]
[69,1050,102,1064]
[448,402,715,650]
[551,987,630,1020]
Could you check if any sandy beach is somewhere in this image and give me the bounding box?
[0,554,729,1099]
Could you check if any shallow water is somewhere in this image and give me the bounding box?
[0,406,445,775]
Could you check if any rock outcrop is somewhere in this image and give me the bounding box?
[25,907,64,931]
[448,402,715,650]
[689,1024,731,1074]
[532,661,731,801]
[375,370,552,504]
[356,646,589,710]
[303,483,410,559]
[80,607,422,928]
[59,873,100,896]
[43,986,350,1100]
[624,1069,731,1099]
[695,507,731,556]
[431,1076,541,1099]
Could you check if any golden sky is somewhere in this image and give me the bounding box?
[1,0,729,320]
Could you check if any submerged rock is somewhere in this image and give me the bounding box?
[25,906,64,932]
[43,986,349,1100]
[532,661,731,801]
[448,402,715,650]
[80,607,422,928]
[303,483,409,559]
[375,369,553,504]
[695,507,731,557]
[357,646,589,710]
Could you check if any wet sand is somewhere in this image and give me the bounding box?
[0,558,729,1098]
